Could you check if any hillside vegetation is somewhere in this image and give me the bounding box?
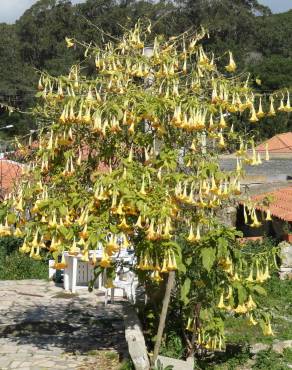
[0,0,291,139]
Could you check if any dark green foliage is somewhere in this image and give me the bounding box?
[0,0,291,141]
[0,236,48,280]
[252,350,287,370]
[160,331,185,359]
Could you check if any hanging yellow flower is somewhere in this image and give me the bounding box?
[225,52,237,73]
[65,37,74,48]
[263,319,274,336]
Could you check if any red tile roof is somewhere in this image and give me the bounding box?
[252,187,292,221]
[0,160,23,197]
[256,132,292,153]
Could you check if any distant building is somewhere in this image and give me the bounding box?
[0,159,23,199]
[221,133,292,237]
[237,186,292,240]
[256,132,292,156]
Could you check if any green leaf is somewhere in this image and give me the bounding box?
[173,246,186,273]
[201,247,216,271]
[66,228,74,240]
[199,308,210,321]
[59,205,68,216]
[58,226,68,238]
[185,256,192,266]
[7,213,16,224]
[236,284,247,304]
[180,277,191,305]
[251,285,267,296]
[52,251,59,261]
[217,237,228,257]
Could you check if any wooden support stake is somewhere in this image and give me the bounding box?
[152,271,176,367]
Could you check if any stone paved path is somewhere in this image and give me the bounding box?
[0,280,128,369]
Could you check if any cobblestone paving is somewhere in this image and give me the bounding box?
[0,280,127,369]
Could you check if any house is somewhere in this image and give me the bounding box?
[0,159,23,199]
[256,132,292,156]
[237,186,292,240]
[220,133,292,236]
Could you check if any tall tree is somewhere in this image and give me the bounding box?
[3,23,280,363]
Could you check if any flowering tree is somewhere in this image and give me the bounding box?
[1,22,285,363]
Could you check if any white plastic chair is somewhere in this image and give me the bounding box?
[104,252,138,305]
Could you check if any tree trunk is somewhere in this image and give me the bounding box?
[151,270,176,367]
[189,303,201,358]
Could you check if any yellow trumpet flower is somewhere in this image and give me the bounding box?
[225,51,237,73]
[186,317,194,331]
[161,256,168,273]
[263,263,271,280]
[226,286,233,300]
[256,152,262,165]
[234,304,247,314]
[167,251,177,271]
[278,98,285,112]
[246,268,254,282]
[14,227,23,237]
[265,143,270,161]
[257,98,265,118]
[81,249,89,262]
[99,249,111,268]
[219,110,226,128]
[218,132,225,148]
[284,92,292,112]
[139,175,147,195]
[263,319,274,336]
[135,215,143,228]
[118,216,130,230]
[19,238,29,254]
[248,314,258,326]
[187,224,196,242]
[68,238,80,256]
[217,293,225,309]
[268,98,276,116]
[250,210,261,228]
[152,270,163,282]
[32,230,39,248]
[266,209,272,221]
[0,218,11,237]
[146,219,156,240]
[249,105,258,123]
[246,295,257,310]
[243,206,248,224]
[54,254,67,270]
[65,37,74,48]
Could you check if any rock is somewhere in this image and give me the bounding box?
[279,242,292,279]
[279,242,292,267]
[235,358,256,370]
[156,355,194,370]
[250,343,270,354]
[10,361,23,368]
[123,305,150,370]
[272,340,292,354]
[0,357,12,368]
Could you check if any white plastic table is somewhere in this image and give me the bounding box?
[63,250,135,296]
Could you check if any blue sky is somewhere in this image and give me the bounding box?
[0,0,291,24]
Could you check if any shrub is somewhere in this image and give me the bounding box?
[0,236,48,280]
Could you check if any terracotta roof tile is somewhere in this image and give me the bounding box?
[0,160,23,197]
[256,132,292,153]
[251,186,292,221]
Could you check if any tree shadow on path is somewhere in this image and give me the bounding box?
[0,292,129,359]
